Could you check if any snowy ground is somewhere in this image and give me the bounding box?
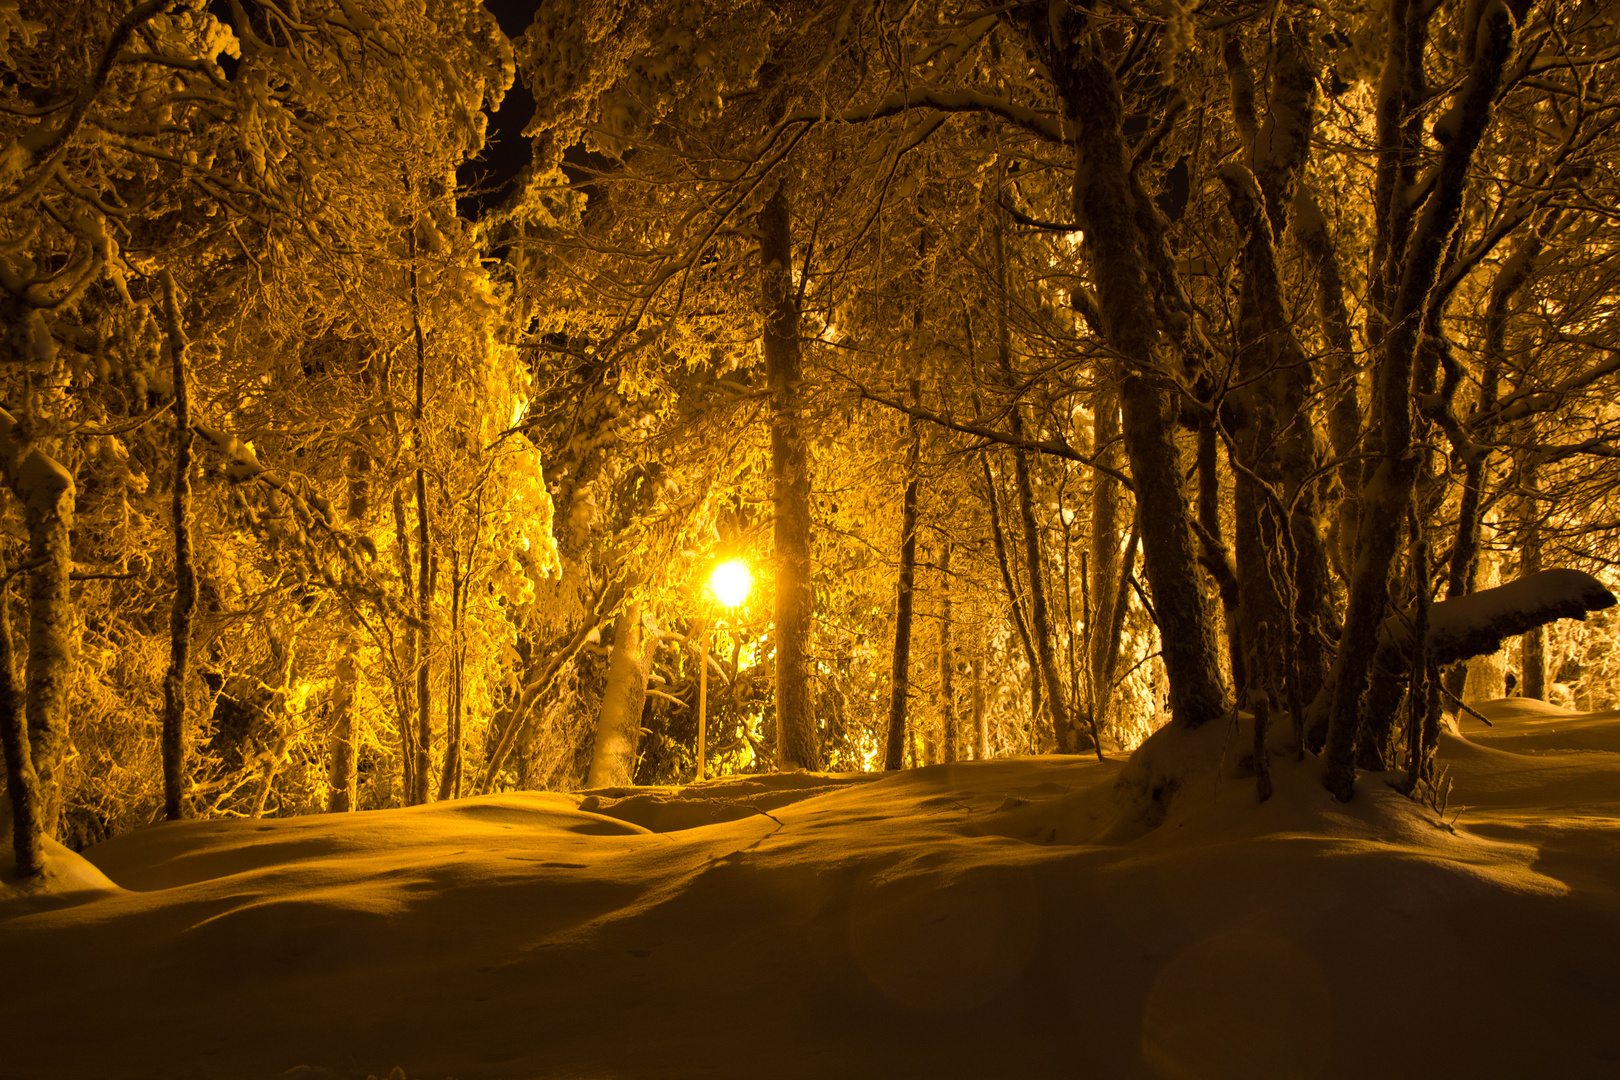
[5,698,1619,1080]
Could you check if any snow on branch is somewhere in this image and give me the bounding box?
[1387,569,1617,664]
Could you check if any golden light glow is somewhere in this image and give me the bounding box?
[708,558,751,608]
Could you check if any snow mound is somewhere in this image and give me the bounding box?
[1,830,123,916]
[3,730,1619,1079]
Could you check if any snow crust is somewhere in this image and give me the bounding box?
[5,706,1620,1079]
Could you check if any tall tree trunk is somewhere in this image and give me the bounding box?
[1196,416,1243,685]
[0,551,43,877]
[328,442,371,812]
[408,227,433,806]
[326,650,359,813]
[1323,1,1517,799]
[586,598,652,788]
[990,181,1074,750]
[760,188,819,771]
[0,423,69,843]
[437,558,466,802]
[159,270,196,821]
[1089,387,1123,745]
[0,412,73,836]
[938,539,956,763]
[972,650,987,762]
[1519,460,1546,700]
[884,381,922,771]
[981,453,1043,735]
[1013,17,1227,728]
[1294,189,1363,585]
[1445,215,1553,698]
[391,487,418,803]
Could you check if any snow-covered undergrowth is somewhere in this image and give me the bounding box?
[5,699,1619,1080]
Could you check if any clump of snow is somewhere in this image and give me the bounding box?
[1394,568,1616,664]
[0,826,123,917]
[5,711,1620,1079]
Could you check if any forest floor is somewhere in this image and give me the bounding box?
[4,698,1619,1080]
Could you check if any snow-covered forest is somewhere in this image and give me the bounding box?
[5,0,1620,1076]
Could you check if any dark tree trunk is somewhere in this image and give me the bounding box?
[0,411,74,837]
[1446,217,1552,698]
[391,486,418,802]
[328,442,371,812]
[408,230,433,805]
[1011,14,1226,728]
[991,185,1074,749]
[885,382,922,771]
[938,539,957,763]
[981,454,1043,735]
[326,651,359,813]
[1089,386,1123,742]
[1323,1,1517,799]
[1520,462,1546,700]
[972,654,987,761]
[0,551,43,877]
[159,270,196,821]
[759,188,819,771]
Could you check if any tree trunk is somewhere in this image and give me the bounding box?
[884,382,922,771]
[0,551,44,877]
[759,188,819,771]
[0,411,75,837]
[981,453,1042,736]
[1036,37,1227,729]
[159,270,196,821]
[437,560,466,802]
[990,183,1074,750]
[328,439,372,812]
[972,653,987,761]
[408,227,433,806]
[938,539,956,763]
[586,599,652,788]
[1447,217,1551,699]
[1294,189,1363,584]
[1520,461,1546,699]
[390,486,418,803]
[1323,1,1517,799]
[326,651,359,813]
[1089,387,1123,744]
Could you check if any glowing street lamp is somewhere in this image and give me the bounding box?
[697,558,751,782]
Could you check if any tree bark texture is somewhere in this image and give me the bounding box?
[1323,2,1518,799]
[586,599,652,788]
[1089,386,1123,742]
[390,486,418,802]
[1294,188,1363,583]
[409,231,433,806]
[991,185,1074,750]
[981,454,1042,735]
[0,353,72,843]
[0,553,44,877]
[1013,13,1227,729]
[760,188,819,770]
[938,539,956,763]
[972,654,987,761]
[326,651,359,813]
[1519,461,1546,700]
[159,270,196,821]
[884,382,922,771]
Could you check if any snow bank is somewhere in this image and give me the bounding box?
[4,718,1619,1080]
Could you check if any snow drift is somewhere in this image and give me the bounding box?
[5,700,1620,1080]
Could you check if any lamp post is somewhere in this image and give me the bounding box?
[697,558,751,782]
